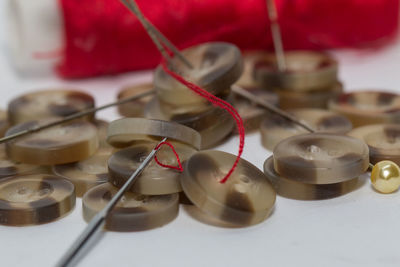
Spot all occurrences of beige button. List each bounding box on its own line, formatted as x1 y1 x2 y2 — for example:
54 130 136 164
117 83 154 117
181 150 276 227
254 51 338 91
108 142 195 195
154 42 243 105
82 183 179 232
8 89 95 125
6 119 99 165
329 90 400 127
273 133 369 184
264 156 360 200
0 174 75 226
107 118 201 150
261 108 352 151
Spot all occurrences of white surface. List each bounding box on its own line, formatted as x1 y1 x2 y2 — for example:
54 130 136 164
6 0 63 73
2 4 400 267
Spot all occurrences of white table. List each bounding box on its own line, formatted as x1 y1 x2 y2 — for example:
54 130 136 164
2 4 400 267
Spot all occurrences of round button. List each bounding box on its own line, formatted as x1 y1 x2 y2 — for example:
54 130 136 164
181 150 276 226
329 91 400 127
144 98 234 149
263 156 360 200
6 119 99 165
108 142 195 195
8 89 95 125
261 108 352 151
236 51 271 88
349 124 400 165
0 144 45 180
53 150 110 197
154 42 243 105
254 51 338 91
273 133 369 184
0 174 75 226
0 110 9 137
107 118 201 150
117 83 154 117
276 82 343 110
82 183 179 232
93 119 113 151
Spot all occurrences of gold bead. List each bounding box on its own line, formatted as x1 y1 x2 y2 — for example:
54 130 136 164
371 160 400 193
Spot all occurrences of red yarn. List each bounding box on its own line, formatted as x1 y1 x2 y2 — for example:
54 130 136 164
154 141 184 172
161 60 245 184
57 0 399 78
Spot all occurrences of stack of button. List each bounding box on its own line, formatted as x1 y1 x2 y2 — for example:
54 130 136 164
82 117 200 231
0 82 279 230
260 108 352 151
264 133 369 200
145 42 243 149
249 51 342 109
0 89 109 225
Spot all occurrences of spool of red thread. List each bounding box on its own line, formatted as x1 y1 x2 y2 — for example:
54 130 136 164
5 0 399 78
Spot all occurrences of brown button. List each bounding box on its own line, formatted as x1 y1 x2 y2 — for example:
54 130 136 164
273 133 369 184
108 142 195 195
82 183 179 232
264 156 360 200
0 174 75 226
0 144 46 180
117 83 154 117
349 124 400 165
0 110 9 137
154 42 243 105
261 108 352 151
276 82 343 110
107 118 201 150
8 89 95 125
181 150 276 227
329 91 400 127
6 119 99 165
53 150 110 197
254 51 338 91
144 97 234 149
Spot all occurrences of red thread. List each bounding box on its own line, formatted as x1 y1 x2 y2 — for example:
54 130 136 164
58 0 399 78
154 141 184 172
161 60 245 184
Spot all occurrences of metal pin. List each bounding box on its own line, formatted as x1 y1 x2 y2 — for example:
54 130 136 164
0 89 155 144
121 0 194 69
231 85 315 132
265 0 287 72
56 137 167 267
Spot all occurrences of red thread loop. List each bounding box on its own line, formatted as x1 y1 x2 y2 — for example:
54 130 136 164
154 141 183 172
161 60 245 184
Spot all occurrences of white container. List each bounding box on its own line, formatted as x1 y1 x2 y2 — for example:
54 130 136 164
6 0 64 74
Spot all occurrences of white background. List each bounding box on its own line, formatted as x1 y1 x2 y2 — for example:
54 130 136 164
2 2 400 267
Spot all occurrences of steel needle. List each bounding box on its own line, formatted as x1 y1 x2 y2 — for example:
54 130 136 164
0 89 155 144
56 137 167 267
266 0 287 72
